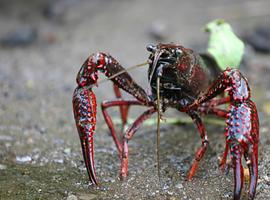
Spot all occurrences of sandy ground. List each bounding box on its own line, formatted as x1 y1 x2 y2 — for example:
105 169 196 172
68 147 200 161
0 0 270 199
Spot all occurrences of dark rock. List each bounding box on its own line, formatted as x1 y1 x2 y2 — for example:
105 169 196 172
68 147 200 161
0 26 37 47
149 20 168 41
43 1 66 22
244 26 270 53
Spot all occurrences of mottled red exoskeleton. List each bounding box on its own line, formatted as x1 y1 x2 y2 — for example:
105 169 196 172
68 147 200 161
73 44 259 200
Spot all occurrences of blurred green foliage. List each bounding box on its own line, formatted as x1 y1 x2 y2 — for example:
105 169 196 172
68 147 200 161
205 19 244 70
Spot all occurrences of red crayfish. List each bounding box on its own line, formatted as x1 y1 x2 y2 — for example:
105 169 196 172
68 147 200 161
73 43 259 200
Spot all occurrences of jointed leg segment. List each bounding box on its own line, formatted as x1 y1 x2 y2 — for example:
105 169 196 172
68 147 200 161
101 99 147 156
120 107 156 178
186 111 209 180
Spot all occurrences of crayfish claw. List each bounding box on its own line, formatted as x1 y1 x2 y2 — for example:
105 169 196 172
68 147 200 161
232 146 244 200
73 88 98 185
81 135 98 185
247 145 258 200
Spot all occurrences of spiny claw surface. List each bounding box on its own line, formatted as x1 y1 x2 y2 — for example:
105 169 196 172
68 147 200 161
73 87 98 185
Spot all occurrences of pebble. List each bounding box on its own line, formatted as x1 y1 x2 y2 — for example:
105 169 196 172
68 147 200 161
64 148 71 155
0 135 13 141
0 26 37 47
245 26 270 53
163 184 170 190
263 175 270 182
66 194 78 200
27 137 34 144
34 125 46 134
149 20 168 40
78 193 97 200
53 158 64 164
0 164 7 170
175 183 183 189
167 191 174 195
16 155 32 163
43 0 69 22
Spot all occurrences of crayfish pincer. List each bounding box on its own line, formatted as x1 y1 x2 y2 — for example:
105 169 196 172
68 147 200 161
72 43 259 200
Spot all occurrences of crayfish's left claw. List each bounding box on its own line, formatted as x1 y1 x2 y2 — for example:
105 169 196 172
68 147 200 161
224 99 259 200
231 146 244 200
246 144 259 200
73 87 98 185
230 144 258 200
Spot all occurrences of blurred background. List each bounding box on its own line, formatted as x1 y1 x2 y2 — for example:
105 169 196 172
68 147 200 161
0 0 270 199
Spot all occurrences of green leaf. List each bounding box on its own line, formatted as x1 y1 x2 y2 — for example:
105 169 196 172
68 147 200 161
205 19 244 70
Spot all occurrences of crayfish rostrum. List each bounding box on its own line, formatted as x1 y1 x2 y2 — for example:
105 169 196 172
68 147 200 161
73 43 259 200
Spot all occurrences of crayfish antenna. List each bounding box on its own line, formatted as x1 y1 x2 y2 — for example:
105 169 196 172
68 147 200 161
97 61 149 85
156 76 161 182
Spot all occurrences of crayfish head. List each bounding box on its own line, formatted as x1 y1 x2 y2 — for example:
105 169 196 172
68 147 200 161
146 43 184 83
146 43 183 65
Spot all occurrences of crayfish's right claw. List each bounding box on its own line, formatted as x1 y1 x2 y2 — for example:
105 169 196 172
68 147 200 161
73 87 98 185
80 133 98 185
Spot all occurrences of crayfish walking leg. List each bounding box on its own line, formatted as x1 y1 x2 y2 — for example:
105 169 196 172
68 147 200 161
113 85 130 134
101 99 146 156
185 111 209 180
120 107 156 178
73 52 150 185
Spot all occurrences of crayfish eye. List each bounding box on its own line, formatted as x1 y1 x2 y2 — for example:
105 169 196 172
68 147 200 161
174 48 182 57
146 44 157 53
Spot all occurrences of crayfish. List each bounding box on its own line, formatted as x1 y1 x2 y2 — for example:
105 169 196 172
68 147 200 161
73 43 259 200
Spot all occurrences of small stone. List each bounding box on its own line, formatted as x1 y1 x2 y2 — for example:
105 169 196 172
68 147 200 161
78 193 97 200
26 80 35 89
0 135 13 141
245 26 270 53
53 158 64 164
64 148 71 155
0 164 7 170
149 20 168 40
16 155 32 163
163 184 169 190
263 175 270 182
175 183 183 189
0 26 37 47
27 137 34 144
66 194 78 200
